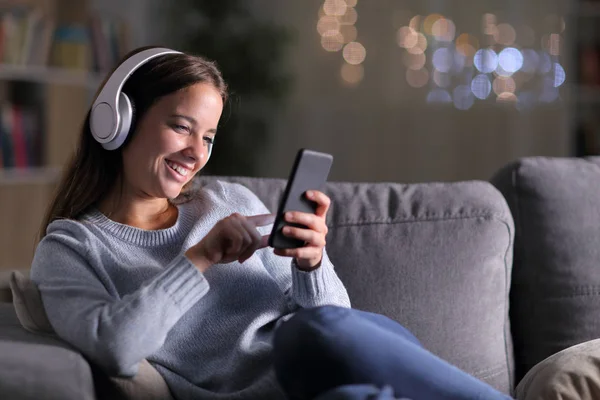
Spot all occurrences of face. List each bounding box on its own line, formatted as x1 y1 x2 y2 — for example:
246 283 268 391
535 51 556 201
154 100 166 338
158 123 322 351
121 82 224 200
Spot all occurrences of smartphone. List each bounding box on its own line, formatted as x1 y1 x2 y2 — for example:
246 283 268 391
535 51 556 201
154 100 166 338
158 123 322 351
269 149 334 249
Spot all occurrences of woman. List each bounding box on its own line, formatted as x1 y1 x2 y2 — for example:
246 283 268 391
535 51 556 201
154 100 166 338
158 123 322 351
31 47 512 400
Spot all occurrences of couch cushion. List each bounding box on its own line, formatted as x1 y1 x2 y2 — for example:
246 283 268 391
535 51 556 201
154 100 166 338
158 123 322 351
0 303 95 400
197 176 515 394
491 156 600 384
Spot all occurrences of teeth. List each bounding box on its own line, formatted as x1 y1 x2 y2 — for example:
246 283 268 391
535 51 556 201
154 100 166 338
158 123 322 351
166 160 189 176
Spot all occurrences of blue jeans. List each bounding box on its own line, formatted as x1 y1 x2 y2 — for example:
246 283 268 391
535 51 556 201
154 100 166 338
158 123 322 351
273 306 513 400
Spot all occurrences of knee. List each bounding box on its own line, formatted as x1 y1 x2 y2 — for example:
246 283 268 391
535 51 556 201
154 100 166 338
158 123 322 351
275 306 349 344
273 306 350 365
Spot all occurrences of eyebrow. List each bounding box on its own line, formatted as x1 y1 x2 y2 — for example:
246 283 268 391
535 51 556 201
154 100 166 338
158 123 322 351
170 114 217 134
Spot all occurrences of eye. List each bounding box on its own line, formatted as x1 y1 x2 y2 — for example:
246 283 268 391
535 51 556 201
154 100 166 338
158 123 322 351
171 124 191 134
204 136 215 145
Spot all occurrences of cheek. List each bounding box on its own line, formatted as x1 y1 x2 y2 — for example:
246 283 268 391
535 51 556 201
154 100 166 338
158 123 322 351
157 129 185 154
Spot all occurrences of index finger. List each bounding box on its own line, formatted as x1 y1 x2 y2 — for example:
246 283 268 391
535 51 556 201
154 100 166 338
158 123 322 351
246 213 276 227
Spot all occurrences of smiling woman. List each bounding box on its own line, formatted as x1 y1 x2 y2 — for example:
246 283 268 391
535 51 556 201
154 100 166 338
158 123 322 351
39 46 228 235
27 46 514 400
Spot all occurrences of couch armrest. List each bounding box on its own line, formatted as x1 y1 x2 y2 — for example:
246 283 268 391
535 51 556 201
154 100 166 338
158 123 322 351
0 303 95 400
0 340 95 400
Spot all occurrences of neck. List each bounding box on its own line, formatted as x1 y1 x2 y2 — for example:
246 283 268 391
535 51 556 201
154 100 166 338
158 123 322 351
98 190 178 231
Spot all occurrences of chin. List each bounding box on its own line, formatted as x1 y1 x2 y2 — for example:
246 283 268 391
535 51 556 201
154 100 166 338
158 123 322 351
159 183 185 200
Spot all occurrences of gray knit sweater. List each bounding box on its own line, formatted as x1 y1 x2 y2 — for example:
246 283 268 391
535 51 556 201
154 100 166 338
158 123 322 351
30 180 351 400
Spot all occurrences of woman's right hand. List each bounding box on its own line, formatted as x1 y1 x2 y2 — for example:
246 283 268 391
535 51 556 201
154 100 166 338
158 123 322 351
185 213 274 272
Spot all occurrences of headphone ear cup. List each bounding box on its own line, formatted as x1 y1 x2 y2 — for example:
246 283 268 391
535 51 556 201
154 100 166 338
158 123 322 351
102 92 133 150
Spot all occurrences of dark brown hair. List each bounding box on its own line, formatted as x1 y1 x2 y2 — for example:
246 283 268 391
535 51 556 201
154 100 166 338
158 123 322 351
39 46 228 241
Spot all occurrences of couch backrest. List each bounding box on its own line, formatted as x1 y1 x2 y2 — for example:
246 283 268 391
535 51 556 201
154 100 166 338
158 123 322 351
491 156 600 385
197 176 515 394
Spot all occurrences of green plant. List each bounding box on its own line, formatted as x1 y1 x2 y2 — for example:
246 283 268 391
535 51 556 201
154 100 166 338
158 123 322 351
164 0 294 176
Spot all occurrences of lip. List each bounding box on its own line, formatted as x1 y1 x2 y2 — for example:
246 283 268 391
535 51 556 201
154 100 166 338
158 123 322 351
165 160 189 182
165 159 194 172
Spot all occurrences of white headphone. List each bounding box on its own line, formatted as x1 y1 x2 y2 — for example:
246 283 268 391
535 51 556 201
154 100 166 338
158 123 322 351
90 47 214 163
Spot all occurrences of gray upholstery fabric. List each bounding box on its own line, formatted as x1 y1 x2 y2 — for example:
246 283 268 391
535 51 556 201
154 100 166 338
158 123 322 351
491 156 600 384
0 303 95 400
196 176 515 394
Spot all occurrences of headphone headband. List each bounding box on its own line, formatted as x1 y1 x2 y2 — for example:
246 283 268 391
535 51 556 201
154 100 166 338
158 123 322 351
90 47 182 149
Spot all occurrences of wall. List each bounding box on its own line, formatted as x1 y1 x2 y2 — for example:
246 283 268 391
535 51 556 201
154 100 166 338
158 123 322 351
141 0 573 183
252 0 573 183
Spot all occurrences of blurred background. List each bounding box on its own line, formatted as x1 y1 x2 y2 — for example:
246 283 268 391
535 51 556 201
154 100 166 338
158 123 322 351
0 0 592 269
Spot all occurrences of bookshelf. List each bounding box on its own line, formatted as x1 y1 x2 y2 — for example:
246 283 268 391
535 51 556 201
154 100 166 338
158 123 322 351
0 0 131 269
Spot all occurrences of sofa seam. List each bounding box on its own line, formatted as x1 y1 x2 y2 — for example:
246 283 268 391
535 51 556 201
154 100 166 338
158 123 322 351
510 163 525 392
497 209 515 395
329 212 511 228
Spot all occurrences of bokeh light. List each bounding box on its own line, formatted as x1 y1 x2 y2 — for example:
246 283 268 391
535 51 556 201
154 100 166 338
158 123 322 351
340 25 358 43
494 23 517 46
403 52 426 70
432 18 456 42
542 34 562 56
482 13 497 35
423 13 444 35
343 41 366 64
427 88 452 103
553 63 566 87
433 69 451 88
397 26 418 48
321 31 344 52
432 48 453 73
453 85 475 110
339 7 358 25
317 16 340 36
471 74 492 99
452 51 468 72
498 47 524 74
409 15 422 31
521 49 539 74
407 33 428 54
538 51 552 74
474 49 498 73
406 68 429 88
323 0 347 16
497 92 518 103
341 63 364 85
493 76 516 95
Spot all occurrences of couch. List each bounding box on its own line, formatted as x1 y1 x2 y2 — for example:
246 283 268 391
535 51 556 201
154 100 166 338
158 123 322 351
0 156 598 399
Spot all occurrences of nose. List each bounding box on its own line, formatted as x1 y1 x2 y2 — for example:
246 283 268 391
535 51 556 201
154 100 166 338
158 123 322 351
182 135 209 163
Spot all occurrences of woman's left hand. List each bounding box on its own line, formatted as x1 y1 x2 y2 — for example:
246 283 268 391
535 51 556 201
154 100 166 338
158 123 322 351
273 190 330 270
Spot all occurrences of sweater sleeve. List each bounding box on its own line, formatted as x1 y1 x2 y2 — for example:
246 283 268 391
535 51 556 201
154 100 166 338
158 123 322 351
222 181 351 310
30 229 209 377
289 248 351 309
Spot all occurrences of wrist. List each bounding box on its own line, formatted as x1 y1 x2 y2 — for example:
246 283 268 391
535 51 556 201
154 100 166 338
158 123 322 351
185 246 212 273
294 258 321 272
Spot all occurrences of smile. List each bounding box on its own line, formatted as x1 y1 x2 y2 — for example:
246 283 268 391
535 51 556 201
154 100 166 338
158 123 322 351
165 160 190 177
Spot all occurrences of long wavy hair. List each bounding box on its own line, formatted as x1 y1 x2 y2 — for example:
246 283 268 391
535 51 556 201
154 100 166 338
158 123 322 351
39 46 228 241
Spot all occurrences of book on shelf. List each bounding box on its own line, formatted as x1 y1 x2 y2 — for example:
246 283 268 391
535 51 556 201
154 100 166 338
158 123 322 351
0 5 131 74
0 101 42 169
